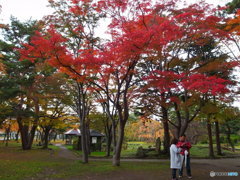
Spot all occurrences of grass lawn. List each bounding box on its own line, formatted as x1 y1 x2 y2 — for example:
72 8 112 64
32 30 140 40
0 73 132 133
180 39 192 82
190 144 240 158
0 142 62 180
0 141 169 180
1 141 239 180
66 141 150 158
50 161 169 179
66 141 240 159
235 144 240 149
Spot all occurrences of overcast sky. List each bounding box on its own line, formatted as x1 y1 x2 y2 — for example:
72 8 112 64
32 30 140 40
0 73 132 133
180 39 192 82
0 0 232 24
0 0 51 23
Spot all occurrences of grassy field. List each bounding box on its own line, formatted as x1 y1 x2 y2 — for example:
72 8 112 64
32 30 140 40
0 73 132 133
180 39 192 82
0 142 61 180
0 141 169 180
1 141 239 180
66 141 240 159
190 144 240 158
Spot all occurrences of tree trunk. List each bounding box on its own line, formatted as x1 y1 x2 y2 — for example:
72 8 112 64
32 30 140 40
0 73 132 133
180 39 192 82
103 101 118 156
155 137 161 154
80 121 88 163
106 126 112 157
179 122 189 138
112 122 125 166
15 99 31 150
76 82 89 163
20 130 30 149
54 133 57 142
27 125 37 148
111 120 117 155
207 117 214 158
106 135 112 157
15 130 20 142
43 127 51 149
18 97 39 150
38 131 42 142
19 96 40 150
79 118 88 163
18 118 37 150
35 131 39 142
40 131 44 145
226 124 235 152
77 136 81 150
161 106 170 155
86 124 91 155
192 135 199 145
215 121 222 155
5 127 10 147
174 102 182 138
17 115 30 150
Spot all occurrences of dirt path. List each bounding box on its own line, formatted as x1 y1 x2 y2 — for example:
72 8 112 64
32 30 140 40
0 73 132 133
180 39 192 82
90 154 240 172
191 158 240 171
54 143 80 160
75 160 240 180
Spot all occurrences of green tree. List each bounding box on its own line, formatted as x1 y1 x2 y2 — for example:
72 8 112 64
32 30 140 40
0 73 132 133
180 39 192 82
37 72 72 149
218 106 240 152
0 18 41 150
227 0 240 13
43 0 104 163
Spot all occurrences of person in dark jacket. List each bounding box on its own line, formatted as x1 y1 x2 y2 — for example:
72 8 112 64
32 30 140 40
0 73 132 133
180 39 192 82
177 134 192 179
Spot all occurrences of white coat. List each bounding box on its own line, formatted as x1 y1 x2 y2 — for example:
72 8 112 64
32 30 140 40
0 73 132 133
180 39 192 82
170 144 182 169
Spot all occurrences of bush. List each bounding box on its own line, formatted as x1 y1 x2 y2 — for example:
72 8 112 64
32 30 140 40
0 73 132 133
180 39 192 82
122 141 128 150
220 136 225 143
199 140 208 144
198 135 208 144
231 135 240 144
72 137 80 150
101 142 106 152
136 146 146 158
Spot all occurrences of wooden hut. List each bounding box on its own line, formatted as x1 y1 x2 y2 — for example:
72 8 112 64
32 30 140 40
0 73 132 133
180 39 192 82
64 128 81 145
64 129 105 151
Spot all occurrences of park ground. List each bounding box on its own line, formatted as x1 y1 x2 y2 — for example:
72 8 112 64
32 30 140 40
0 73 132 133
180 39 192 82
0 142 240 180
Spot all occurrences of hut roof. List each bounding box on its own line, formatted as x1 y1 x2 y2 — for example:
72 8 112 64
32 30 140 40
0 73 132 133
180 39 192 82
89 129 105 137
64 129 105 137
64 129 81 135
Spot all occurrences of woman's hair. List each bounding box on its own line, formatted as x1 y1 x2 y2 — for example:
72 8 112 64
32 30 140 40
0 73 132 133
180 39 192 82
171 138 179 145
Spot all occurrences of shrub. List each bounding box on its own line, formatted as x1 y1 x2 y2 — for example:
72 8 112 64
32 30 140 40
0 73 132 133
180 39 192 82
136 146 146 158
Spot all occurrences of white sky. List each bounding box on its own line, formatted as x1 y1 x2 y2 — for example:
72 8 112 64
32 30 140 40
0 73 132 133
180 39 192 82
0 0 232 39
0 0 52 23
0 0 232 24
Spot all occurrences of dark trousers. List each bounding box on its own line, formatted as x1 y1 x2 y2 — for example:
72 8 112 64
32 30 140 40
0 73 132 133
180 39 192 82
179 155 191 176
172 168 177 179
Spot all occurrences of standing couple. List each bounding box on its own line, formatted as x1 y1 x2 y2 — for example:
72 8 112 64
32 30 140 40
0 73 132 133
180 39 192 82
170 134 192 180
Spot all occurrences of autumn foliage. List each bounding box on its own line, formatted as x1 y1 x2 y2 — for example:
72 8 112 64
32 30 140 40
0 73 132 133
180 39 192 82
226 9 240 35
15 0 240 164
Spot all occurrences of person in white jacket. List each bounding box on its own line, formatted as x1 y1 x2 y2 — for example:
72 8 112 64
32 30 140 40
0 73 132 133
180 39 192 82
170 138 182 180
